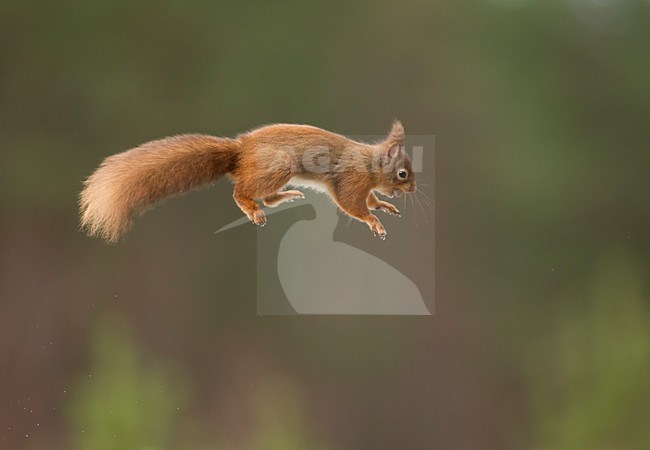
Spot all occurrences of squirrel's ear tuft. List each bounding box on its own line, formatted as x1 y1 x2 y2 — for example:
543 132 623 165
388 119 405 144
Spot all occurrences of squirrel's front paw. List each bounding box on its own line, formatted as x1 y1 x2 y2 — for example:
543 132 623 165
369 219 387 240
375 201 400 217
248 210 267 227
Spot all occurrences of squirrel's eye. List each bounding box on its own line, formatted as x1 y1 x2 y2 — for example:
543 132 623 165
397 169 408 180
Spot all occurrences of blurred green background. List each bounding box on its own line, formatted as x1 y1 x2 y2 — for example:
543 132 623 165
1 0 649 448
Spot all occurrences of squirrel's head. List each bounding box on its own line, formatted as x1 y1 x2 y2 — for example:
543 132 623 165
376 120 416 198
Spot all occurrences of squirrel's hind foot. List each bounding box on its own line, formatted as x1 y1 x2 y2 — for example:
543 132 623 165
248 209 267 227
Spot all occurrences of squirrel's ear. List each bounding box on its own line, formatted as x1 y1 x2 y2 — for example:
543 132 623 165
387 119 405 145
386 143 402 164
385 120 404 165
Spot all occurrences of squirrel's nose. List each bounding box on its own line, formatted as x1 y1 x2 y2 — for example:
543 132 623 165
409 182 417 192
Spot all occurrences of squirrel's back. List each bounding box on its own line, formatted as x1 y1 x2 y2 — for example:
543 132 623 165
241 123 349 150
80 134 239 243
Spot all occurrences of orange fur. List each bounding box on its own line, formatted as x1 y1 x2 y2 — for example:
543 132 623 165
79 121 416 242
80 134 238 242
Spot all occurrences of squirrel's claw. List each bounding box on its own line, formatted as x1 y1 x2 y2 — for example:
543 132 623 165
369 220 387 240
250 210 267 227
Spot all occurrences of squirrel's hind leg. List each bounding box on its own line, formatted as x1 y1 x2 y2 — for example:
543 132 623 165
262 190 305 207
233 188 267 226
232 172 294 226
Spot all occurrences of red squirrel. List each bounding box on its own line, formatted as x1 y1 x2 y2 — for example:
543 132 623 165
80 120 416 242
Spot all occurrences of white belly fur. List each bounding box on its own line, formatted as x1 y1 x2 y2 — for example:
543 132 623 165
287 177 329 193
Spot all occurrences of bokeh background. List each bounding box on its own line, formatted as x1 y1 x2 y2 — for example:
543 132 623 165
1 1 649 448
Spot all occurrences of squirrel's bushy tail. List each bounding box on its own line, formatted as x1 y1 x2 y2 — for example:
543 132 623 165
80 134 239 243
